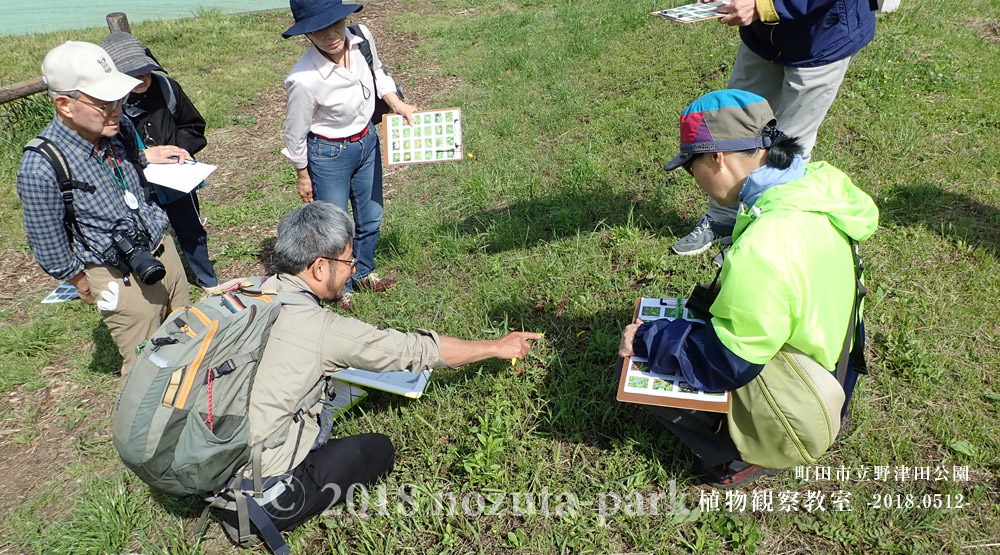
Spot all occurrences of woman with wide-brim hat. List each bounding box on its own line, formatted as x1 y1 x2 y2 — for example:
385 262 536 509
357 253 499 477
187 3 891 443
281 0 416 311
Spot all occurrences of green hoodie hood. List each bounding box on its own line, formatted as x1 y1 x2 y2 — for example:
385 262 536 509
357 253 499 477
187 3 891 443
733 161 879 244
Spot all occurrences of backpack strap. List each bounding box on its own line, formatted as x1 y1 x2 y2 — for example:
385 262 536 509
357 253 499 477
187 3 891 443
211 463 293 554
348 24 404 125
242 493 291 555
152 72 178 119
349 25 376 75
23 137 98 250
835 241 867 385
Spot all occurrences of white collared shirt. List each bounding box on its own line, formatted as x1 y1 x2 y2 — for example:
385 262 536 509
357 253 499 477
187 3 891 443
282 24 397 169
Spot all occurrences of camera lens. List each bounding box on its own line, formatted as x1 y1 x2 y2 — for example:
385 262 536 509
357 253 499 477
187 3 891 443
131 251 166 285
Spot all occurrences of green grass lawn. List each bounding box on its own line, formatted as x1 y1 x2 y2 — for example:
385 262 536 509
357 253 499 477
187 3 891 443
0 0 998 553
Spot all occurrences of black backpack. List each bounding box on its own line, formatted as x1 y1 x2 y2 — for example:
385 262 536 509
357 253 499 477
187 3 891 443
349 24 405 126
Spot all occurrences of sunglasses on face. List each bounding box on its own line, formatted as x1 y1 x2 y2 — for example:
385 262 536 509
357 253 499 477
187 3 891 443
682 154 701 175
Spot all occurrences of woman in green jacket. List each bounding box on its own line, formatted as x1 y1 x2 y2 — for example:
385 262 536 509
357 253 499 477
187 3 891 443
619 89 878 488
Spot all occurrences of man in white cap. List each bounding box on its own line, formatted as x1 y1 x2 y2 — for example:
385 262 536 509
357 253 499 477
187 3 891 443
16 41 191 376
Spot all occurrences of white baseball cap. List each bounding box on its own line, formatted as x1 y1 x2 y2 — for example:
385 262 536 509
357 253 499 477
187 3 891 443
42 41 140 101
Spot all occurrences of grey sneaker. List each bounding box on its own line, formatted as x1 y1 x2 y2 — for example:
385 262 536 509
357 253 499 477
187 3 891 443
672 215 730 255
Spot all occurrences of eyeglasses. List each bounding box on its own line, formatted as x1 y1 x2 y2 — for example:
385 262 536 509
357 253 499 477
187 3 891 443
74 96 125 117
314 255 357 269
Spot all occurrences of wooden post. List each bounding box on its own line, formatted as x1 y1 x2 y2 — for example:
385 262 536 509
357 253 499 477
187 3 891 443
0 12 131 106
106 12 131 34
0 77 46 105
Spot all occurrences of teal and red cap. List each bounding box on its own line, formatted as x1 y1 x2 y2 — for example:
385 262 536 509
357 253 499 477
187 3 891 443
663 89 777 171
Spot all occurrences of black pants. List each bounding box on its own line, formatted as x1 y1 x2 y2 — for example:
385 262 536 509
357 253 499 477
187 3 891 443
646 405 739 468
221 433 395 533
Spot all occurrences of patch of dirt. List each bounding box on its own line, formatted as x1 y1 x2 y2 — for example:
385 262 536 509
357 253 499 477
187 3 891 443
0 251 55 324
965 17 1000 42
0 373 114 517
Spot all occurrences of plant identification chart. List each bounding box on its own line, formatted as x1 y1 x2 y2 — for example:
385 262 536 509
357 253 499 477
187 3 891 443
41 281 79 304
382 108 462 166
651 1 726 22
617 297 731 413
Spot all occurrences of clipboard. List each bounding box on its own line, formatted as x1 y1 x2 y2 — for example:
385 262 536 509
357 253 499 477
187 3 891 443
651 1 727 23
381 108 463 166
616 296 731 413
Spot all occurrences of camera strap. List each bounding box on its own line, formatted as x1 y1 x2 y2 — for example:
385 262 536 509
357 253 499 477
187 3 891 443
685 263 723 322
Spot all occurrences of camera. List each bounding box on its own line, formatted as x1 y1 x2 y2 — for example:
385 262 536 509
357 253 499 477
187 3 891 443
103 224 166 285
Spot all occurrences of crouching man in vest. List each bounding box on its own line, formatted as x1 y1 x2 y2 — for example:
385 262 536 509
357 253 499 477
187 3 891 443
217 201 539 541
618 90 878 489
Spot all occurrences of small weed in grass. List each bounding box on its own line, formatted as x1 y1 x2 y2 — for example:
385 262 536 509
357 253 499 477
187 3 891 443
0 353 47 393
0 320 63 357
218 239 263 263
19 472 153 554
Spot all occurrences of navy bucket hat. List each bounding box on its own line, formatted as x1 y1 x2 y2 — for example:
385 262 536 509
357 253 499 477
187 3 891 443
282 0 363 38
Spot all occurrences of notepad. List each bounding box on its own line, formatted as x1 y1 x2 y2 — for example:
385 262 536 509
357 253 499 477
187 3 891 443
143 161 217 193
333 368 432 399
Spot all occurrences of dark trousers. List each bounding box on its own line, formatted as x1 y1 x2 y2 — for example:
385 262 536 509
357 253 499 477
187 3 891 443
161 191 217 287
221 433 395 533
647 405 739 468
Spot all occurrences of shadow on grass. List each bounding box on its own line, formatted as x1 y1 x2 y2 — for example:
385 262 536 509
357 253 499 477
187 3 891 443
445 189 692 254
879 182 1000 258
150 490 207 518
258 236 277 273
88 322 122 376
375 228 408 266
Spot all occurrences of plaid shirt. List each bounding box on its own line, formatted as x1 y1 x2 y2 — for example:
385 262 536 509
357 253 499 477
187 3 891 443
17 116 169 281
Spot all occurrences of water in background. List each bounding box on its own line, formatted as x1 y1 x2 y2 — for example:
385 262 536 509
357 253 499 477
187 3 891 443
0 0 289 36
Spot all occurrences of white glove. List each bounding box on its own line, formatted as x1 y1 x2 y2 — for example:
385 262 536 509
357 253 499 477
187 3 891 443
96 281 120 312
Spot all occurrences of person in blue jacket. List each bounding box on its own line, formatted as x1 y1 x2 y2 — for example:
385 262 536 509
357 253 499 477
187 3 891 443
670 0 878 259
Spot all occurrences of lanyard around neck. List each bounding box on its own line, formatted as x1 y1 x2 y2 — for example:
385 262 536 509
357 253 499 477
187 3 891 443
98 142 129 192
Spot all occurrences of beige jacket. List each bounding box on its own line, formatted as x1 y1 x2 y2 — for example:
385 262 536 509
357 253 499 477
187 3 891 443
245 274 447 477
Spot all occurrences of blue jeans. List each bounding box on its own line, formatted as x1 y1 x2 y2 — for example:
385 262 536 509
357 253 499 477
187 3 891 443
306 123 383 293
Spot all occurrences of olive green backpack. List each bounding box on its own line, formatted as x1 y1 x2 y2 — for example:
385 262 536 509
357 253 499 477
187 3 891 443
112 278 315 555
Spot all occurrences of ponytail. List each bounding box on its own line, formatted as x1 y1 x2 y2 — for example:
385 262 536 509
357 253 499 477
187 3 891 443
761 124 803 169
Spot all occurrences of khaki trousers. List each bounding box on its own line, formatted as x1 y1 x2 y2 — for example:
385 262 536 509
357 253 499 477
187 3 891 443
707 44 856 229
85 237 189 375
